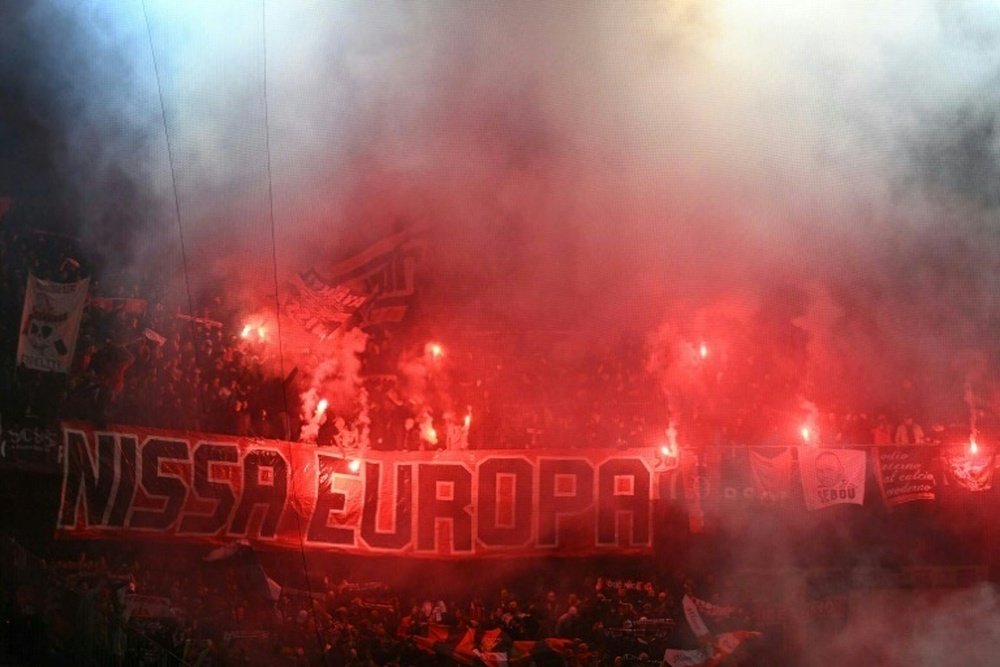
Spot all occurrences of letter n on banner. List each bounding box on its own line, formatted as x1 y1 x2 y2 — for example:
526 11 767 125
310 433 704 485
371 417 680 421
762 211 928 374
58 430 116 529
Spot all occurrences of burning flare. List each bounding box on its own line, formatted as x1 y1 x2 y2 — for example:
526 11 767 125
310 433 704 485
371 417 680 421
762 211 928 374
348 459 361 473
800 425 812 443
698 342 709 360
239 320 269 342
316 398 329 417
660 422 679 459
418 410 438 445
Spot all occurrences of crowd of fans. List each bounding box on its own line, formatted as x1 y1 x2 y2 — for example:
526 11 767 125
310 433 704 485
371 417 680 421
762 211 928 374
1 207 303 440
2 205 989 456
2 536 769 666
0 206 671 451
358 328 666 452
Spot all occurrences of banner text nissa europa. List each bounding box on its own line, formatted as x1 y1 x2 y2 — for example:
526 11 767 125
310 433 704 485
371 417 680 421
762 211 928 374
56 424 658 557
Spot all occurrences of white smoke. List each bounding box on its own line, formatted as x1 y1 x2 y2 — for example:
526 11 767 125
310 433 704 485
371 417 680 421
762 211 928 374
396 341 452 433
802 584 1000 667
7 1 997 415
298 327 368 444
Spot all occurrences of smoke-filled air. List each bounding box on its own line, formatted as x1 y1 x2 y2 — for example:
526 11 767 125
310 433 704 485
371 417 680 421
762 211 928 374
8 1 1000 427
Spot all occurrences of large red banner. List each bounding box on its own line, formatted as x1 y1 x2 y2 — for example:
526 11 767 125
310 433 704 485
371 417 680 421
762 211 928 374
55 423 664 558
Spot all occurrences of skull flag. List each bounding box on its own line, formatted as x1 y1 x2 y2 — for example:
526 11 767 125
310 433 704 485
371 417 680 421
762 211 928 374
17 274 90 373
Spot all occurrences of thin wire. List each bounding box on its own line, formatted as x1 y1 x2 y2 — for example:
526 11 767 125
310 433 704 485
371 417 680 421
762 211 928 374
143 2 322 655
260 1 327 658
140 0 205 423
139 6 238 659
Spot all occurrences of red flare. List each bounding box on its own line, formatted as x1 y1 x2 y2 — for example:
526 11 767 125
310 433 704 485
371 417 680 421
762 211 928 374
419 415 438 445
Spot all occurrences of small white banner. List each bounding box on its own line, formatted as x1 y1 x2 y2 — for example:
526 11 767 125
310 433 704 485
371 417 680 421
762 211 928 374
17 274 90 373
799 447 866 511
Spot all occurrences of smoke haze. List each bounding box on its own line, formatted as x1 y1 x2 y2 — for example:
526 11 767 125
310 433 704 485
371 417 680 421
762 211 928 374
3 0 1000 415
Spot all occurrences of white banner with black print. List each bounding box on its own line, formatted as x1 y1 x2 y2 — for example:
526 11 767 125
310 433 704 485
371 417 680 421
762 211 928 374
16 274 89 373
799 447 866 511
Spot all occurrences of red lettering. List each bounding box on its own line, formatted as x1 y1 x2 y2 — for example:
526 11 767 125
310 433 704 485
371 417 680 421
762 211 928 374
537 460 594 548
417 464 472 553
106 435 137 528
360 462 412 550
230 450 287 539
477 458 533 548
597 459 651 547
179 443 238 535
307 453 358 545
58 430 115 529
130 438 189 531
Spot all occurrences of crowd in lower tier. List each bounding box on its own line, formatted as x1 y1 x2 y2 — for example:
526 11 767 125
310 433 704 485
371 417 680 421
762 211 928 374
2 538 774 666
